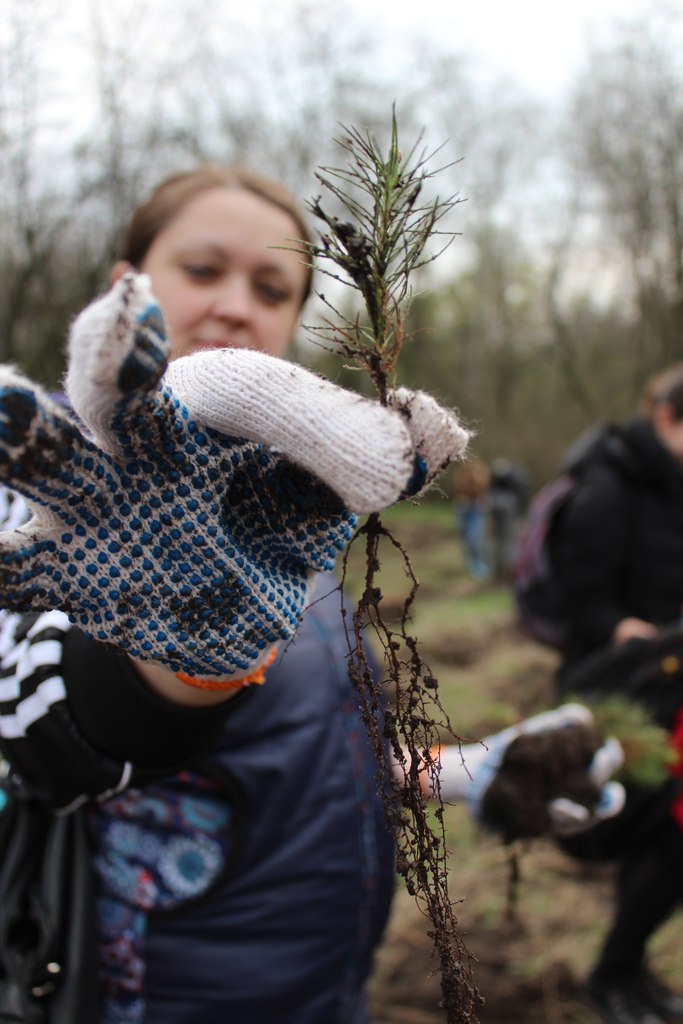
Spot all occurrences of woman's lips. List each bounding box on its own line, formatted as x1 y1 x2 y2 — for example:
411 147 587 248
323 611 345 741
191 339 234 352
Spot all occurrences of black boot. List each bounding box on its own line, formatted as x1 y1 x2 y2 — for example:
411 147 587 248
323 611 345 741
636 969 683 1021
584 973 667 1024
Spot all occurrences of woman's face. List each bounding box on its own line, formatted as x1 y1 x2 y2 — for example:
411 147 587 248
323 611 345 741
654 402 683 464
126 188 308 360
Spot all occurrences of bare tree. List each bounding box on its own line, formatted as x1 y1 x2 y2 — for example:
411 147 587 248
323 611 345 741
568 6 683 369
0 0 82 374
162 0 424 196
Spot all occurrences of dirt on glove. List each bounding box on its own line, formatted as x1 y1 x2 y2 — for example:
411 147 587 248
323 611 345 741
481 723 604 842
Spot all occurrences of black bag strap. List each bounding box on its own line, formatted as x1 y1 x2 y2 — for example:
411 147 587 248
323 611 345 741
0 774 100 1023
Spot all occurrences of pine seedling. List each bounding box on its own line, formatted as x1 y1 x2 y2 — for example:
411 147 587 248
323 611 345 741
587 695 678 789
299 113 481 1022
304 112 461 402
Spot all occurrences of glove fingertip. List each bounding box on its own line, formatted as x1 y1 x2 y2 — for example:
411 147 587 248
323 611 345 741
400 453 428 498
595 781 626 819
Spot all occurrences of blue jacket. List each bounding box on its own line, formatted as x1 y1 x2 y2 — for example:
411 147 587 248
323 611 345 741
0 571 395 1024
143 576 394 1024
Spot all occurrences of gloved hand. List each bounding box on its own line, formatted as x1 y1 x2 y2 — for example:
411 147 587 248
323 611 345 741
423 704 626 841
0 273 470 681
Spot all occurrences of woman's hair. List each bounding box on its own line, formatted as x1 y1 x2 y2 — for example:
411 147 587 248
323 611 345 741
640 363 683 421
118 164 314 304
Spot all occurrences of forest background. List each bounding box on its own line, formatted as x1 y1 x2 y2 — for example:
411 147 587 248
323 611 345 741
3 0 683 487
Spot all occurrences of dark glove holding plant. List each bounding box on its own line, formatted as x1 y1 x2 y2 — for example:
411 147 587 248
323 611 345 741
416 704 626 842
475 704 626 840
0 273 470 682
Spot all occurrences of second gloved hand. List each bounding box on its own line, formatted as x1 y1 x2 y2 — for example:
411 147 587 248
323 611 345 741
409 704 626 841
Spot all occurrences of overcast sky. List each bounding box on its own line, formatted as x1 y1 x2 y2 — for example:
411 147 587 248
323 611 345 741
354 0 655 96
44 0 660 114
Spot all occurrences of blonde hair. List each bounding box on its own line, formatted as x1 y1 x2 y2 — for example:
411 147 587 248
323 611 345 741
118 164 314 305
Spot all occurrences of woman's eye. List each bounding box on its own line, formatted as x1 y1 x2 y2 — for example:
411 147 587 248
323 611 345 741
258 282 290 305
183 264 218 281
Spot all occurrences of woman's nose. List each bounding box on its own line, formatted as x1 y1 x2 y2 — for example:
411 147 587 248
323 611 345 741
210 277 252 322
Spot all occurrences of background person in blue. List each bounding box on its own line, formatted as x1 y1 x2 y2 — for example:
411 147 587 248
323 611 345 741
450 456 491 581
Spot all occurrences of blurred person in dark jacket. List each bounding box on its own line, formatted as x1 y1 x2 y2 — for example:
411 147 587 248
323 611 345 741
551 363 683 1024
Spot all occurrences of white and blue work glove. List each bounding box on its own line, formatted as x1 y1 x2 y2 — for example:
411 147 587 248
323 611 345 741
0 273 470 682
428 704 626 840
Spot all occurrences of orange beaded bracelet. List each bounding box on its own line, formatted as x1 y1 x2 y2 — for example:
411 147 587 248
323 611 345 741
175 647 279 692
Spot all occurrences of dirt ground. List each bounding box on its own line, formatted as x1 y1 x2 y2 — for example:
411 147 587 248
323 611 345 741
368 844 611 1024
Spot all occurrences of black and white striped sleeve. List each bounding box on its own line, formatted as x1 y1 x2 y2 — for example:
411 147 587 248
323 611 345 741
0 610 243 812
0 610 133 811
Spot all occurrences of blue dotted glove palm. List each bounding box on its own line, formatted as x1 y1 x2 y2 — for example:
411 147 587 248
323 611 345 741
0 274 470 680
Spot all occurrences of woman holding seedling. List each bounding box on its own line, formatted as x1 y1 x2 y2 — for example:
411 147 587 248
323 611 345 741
0 163 624 1024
